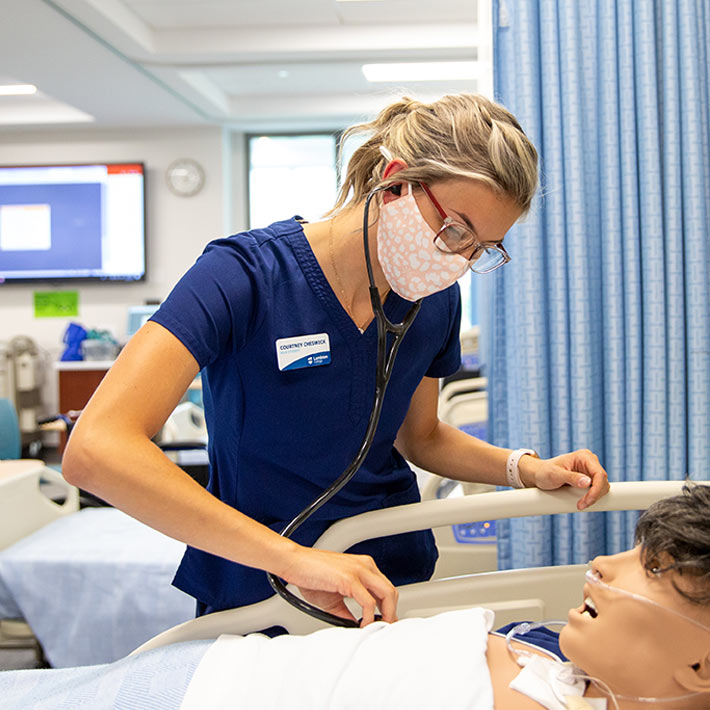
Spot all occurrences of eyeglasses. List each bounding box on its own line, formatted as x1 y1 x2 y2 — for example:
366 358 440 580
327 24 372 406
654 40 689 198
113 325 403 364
418 182 511 274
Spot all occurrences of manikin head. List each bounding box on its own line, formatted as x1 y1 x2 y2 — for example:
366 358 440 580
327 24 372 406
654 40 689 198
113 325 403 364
559 484 710 708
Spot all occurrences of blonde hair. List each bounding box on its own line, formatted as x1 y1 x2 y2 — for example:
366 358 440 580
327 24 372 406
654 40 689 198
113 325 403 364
329 93 538 217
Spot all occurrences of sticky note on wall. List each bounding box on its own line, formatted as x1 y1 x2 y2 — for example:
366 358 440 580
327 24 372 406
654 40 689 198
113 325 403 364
34 290 79 318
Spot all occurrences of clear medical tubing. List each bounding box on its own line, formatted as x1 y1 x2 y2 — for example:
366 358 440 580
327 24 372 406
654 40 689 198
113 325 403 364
267 186 422 628
582 568 709 704
584 568 710 634
505 571 710 708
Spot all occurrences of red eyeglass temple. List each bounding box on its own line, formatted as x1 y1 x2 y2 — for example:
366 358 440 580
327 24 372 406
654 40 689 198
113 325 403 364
418 182 449 221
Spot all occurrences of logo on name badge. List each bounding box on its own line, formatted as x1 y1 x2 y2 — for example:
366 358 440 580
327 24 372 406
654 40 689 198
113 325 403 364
275 333 331 371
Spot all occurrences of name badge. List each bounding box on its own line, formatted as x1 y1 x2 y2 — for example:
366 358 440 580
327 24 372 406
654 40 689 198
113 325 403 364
276 333 331 371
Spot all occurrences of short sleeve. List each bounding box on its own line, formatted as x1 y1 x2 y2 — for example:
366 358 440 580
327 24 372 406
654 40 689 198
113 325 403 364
149 236 264 369
425 284 462 378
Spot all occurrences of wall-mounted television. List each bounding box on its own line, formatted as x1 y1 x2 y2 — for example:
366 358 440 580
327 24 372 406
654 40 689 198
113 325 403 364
0 162 146 283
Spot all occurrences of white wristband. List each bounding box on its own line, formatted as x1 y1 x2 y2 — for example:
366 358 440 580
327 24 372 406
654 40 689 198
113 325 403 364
506 449 538 489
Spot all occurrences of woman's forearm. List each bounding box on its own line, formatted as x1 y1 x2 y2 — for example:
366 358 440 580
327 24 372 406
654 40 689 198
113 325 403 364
398 420 539 487
62 427 300 577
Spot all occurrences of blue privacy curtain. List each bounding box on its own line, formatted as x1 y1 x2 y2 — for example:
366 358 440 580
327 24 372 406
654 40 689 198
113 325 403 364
480 0 710 568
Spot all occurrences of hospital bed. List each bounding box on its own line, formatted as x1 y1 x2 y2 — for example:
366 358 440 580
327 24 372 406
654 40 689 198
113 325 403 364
0 479 697 710
0 459 194 667
0 459 77 656
0 479 700 710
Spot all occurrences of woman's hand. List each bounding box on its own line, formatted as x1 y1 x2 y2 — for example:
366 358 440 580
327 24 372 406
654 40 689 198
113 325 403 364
519 449 610 510
277 547 398 627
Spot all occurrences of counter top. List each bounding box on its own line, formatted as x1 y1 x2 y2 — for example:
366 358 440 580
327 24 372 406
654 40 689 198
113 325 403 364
54 360 116 371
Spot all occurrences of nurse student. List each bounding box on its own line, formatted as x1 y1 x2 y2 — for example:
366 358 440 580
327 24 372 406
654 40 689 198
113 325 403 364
63 93 610 627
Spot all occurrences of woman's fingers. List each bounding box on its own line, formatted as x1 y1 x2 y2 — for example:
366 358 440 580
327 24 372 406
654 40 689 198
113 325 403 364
349 580 378 626
577 467 610 509
281 548 399 626
564 449 610 509
358 566 399 623
533 449 610 510
373 580 399 623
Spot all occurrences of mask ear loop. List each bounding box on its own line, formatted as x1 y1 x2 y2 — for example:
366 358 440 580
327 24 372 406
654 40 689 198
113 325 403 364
379 145 393 161
377 146 405 196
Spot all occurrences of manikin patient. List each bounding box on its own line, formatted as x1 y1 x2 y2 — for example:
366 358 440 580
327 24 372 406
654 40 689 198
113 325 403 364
181 484 710 710
488 482 710 709
1 485 708 710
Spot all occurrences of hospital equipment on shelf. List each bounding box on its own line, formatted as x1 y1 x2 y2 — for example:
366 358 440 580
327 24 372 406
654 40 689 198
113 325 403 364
133 479 697 653
126 304 160 338
0 337 46 450
0 397 21 460
157 401 209 486
158 401 207 450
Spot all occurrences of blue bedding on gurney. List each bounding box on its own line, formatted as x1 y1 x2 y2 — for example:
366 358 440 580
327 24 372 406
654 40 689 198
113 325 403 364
0 507 194 667
0 639 210 709
0 573 21 618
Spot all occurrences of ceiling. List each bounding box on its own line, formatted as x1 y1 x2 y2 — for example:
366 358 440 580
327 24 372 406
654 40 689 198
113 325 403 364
0 0 487 132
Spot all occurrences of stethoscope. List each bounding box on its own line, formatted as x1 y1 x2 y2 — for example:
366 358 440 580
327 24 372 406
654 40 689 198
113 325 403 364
267 185 422 627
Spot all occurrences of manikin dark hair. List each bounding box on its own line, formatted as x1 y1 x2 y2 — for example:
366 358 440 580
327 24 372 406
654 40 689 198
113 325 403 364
635 483 710 605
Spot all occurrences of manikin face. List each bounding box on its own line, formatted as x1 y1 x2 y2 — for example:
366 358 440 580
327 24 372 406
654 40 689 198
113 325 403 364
559 546 710 702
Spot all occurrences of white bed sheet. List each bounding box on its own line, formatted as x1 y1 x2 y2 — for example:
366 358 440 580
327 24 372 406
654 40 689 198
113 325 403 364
1 611 495 710
0 507 195 667
182 608 496 710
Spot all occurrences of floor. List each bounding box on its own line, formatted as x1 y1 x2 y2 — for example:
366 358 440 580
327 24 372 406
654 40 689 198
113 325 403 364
0 646 44 671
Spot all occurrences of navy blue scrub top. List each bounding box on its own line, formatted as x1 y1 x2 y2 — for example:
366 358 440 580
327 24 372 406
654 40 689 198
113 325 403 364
150 218 462 611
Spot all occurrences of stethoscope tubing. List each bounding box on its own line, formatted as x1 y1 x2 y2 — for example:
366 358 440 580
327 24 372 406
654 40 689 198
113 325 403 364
267 187 421 627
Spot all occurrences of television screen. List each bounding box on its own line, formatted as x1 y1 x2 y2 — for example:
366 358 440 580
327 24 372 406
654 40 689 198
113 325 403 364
0 162 146 283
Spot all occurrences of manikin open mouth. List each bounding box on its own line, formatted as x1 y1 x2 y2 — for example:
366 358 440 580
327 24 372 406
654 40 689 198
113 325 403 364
582 596 598 618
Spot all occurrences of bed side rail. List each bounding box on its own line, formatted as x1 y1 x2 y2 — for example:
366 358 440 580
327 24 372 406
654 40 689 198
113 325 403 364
131 480 703 653
0 460 79 550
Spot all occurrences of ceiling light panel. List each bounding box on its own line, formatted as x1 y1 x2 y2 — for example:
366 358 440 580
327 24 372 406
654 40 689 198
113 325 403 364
124 0 474 28
362 61 478 82
0 84 37 96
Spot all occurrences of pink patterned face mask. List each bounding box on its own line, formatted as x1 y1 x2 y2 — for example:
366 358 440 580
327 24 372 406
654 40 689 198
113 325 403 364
376 186 470 301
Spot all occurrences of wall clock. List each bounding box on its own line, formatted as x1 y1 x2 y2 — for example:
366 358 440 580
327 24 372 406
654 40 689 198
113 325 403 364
165 158 205 197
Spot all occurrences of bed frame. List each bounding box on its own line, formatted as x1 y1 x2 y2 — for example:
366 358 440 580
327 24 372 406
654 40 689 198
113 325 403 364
133 479 699 653
0 459 78 551
0 460 78 651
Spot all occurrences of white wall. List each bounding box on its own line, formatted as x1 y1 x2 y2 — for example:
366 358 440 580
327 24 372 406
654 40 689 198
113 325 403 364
0 125 242 414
